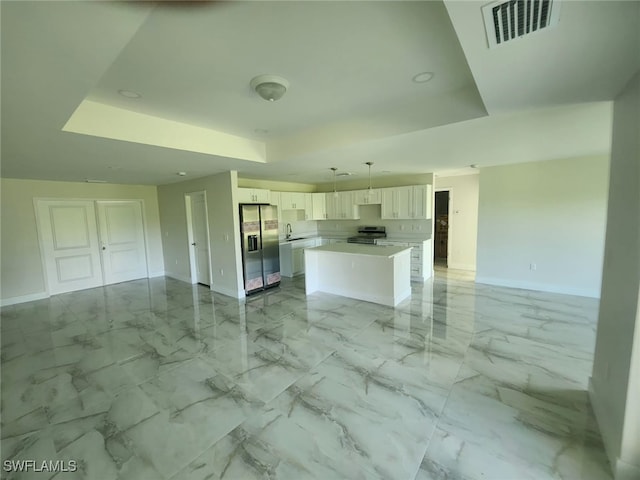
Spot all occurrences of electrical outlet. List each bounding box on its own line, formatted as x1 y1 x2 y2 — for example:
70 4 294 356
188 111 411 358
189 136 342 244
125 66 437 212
220 268 224 276
224 233 229 242
529 263 537 271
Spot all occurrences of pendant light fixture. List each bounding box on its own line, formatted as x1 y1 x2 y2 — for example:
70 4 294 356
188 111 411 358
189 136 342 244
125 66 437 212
365 161 374 197
331 167 339 198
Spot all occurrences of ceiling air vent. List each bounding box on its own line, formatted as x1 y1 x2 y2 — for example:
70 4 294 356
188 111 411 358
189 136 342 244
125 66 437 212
482 0 561 48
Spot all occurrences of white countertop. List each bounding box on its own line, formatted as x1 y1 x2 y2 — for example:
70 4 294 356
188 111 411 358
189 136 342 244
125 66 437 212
306 243 411 258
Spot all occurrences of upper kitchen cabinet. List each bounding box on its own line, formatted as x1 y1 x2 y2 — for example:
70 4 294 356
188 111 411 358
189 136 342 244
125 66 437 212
309 193 326 220
381 185 432 219
270 191 281 207
237 188 270 204
381 186 411 219
326 191 359 220
354 188 381 205
280 191 305 210
412 184 432 220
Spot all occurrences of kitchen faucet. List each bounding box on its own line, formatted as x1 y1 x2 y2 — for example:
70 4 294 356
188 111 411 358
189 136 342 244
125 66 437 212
286 223 292 239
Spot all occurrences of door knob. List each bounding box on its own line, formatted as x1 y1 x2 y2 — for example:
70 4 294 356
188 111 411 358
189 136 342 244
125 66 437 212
191 242 196 246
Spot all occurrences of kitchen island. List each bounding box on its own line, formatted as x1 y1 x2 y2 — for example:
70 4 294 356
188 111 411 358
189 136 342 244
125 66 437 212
304 243 412 307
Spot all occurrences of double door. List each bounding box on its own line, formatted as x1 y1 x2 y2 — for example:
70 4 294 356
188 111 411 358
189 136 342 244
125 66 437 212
37 200 148 295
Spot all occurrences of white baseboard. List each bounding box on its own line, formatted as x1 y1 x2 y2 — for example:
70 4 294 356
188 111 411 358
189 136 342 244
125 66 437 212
148 270 166 278
0 291 50 307
614 459 640 480
165 272 194 284
212 284 245 299
447 262 476 271
475 275 600 298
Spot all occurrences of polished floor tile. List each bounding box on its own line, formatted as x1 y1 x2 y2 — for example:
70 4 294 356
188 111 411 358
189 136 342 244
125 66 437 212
1 270 611 479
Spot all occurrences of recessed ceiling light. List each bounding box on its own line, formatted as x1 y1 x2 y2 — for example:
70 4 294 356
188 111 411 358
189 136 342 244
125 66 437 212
118 89 141 99
254 128 269 134
412 72 434 83
177 171 187 176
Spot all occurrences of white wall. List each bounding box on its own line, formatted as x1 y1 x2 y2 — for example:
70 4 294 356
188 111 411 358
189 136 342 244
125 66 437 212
434 173 479 271
590 71 640 480
157 171 244 299
476 155 609 298
0 178 165 304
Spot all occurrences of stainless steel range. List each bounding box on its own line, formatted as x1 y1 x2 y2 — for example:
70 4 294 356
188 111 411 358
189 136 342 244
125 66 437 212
347 226 386 244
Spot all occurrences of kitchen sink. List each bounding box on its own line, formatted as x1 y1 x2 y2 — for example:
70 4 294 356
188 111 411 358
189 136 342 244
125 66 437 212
286 237 306 242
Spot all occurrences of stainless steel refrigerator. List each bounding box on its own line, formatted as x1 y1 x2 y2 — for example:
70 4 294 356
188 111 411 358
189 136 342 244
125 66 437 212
239 204 281 294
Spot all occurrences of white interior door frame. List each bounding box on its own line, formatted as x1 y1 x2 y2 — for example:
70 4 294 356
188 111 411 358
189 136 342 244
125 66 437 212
185 191 213 286
434 187 452 267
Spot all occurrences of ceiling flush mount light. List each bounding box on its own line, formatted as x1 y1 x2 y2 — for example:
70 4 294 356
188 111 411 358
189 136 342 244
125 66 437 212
118 89 141 99
177 171 187 176
470 164 479 169
250 74 289 102
412 71 434 83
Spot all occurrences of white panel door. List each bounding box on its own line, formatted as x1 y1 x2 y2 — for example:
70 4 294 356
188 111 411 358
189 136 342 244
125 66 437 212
37 200 104 295
96 201 148 285
191 194 211 286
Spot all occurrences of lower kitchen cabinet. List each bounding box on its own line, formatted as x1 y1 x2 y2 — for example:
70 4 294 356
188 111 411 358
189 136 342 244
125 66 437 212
376 239 432 282
279 238 320 277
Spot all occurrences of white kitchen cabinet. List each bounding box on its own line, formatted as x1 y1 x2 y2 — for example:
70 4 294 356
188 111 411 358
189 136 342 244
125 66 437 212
325 191 359 220
303 193 314 220
325 192 338 220
269 192 285 237
340 191 359 219
311 193 327 220
376 238 432 282
412 184 432 220
354 188 381 205
279 238 319 277
280 191 305 210
381 185 432 219
381 187 411 219
237 188 270 204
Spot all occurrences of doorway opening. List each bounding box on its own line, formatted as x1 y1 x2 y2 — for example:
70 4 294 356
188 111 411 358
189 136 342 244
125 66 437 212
185 191 212 287
434 190 450 267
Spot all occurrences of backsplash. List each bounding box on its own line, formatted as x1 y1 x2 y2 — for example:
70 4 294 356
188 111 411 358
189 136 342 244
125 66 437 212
280 210 319 239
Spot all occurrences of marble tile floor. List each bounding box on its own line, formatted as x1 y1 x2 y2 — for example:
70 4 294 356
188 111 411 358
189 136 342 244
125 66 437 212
1 270 611 480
